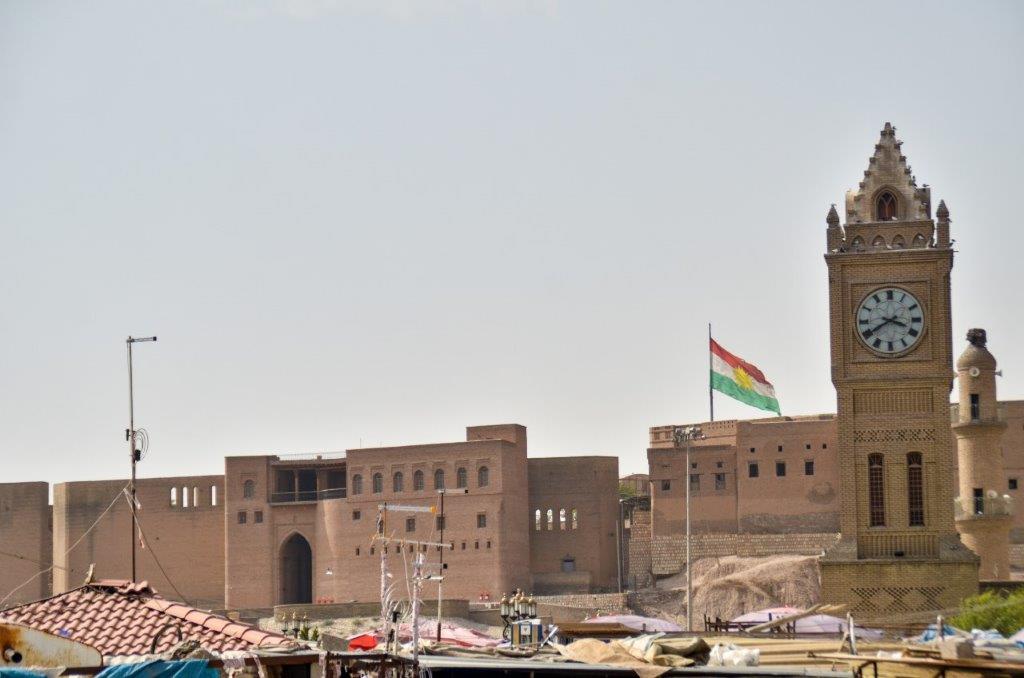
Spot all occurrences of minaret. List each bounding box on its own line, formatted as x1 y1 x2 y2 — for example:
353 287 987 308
954 328 1012 580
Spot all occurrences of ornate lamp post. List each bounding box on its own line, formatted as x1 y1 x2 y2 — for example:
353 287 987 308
498 589 537 641
673 424 705 632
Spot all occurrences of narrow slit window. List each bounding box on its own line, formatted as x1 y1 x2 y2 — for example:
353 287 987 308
868 454 885 527
907 453 924 526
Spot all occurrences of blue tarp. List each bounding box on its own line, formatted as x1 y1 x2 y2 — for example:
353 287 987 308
914 623 965 642
97 660 218 678
0 670 52 678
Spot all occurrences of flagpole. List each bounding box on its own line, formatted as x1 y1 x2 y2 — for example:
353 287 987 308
708 323 714 422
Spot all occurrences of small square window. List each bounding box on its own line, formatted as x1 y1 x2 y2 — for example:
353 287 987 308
254 510 263 524
406 517 416 532
661 479 671 492
749 447 756 453
477 513 487 528
486 540 491 549
352 510 361 520
822 443 828 449
777 445 783 452
716 461 723 468
1010 478 1018 491
690 462 697 469
237 511 247 525
748 462 759 478
805 443 811 450
776 461 786 477
804 460 814 476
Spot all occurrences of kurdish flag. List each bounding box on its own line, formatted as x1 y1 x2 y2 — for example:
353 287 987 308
710 338 781 415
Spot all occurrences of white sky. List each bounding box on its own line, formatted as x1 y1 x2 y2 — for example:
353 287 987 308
1 0 1022 482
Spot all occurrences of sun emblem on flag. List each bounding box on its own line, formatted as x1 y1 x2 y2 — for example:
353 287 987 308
733 365 754 391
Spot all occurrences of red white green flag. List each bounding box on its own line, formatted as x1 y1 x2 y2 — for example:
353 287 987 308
710 338 781 415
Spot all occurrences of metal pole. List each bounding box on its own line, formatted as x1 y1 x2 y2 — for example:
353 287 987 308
127 338 136 582
437 490 444 641
708 323 714 422
686 436 692 632
615 500 623 593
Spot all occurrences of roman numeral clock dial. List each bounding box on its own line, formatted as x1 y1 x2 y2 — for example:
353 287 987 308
856 287 925 356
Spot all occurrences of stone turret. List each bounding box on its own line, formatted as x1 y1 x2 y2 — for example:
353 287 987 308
953 328 1011 580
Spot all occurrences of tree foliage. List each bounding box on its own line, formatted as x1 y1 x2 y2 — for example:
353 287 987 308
951 589 1024 636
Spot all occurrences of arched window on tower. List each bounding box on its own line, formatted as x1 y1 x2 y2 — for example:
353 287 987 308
868 454 885 527
434 469 445 490
850 236 865 252
912 233 927 247
352 474 363 495
534 509 542 531
871 235 886 248
393 471 404 493
876 191 897 220
907 452 924 526
170 487 177 507
413 470 424 491
546 509 554 530
891 234 905 249
478 466 489 487
559 508 567 530
456 467 468 489
243 480 255 499
372 473 383 494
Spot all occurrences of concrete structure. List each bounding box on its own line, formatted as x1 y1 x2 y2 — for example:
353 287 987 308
223 424 619 609
637 399 1024 580
953 329 1012 581
52 476 225 609
0 483 51 606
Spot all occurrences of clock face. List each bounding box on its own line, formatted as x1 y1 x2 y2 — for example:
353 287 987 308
856 287 925 355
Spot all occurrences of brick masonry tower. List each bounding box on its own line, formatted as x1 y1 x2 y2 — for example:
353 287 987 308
818 123 978 621
953 328 1012 581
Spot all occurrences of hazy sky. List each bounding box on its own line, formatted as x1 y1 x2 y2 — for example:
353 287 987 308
2 1 1022 483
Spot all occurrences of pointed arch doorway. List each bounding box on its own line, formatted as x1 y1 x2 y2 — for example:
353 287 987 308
279 533 313 604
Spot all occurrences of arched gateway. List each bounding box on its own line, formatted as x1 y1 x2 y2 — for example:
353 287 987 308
279 533 312 604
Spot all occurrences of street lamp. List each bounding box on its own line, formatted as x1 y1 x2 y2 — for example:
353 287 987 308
673 424 705 632
499 589 537 641
126 335 157 583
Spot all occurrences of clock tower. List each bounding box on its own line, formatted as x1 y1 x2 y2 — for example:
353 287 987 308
819 123 979 620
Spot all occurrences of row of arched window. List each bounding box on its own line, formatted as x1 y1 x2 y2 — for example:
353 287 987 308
351 466 489 496
170 485 217 508
533 508 578 531
867 452 924 528
850 233 928 251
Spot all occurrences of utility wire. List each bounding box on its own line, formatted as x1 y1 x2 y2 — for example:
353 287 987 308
0 483 129 609
124 493 190 605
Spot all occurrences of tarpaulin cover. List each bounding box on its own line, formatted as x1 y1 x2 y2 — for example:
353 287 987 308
583 615 683 633
732 608 883 639
96 660 218 678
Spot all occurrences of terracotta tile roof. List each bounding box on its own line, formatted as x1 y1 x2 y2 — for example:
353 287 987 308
0 580 298 658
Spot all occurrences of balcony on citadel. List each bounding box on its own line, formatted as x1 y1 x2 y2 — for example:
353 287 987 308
268 452 347 504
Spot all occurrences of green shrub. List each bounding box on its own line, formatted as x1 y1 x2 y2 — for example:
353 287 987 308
951 589 1024 636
